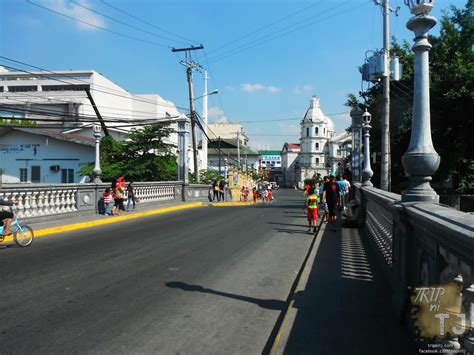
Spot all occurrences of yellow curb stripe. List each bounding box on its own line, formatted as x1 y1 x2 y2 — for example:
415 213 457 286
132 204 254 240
270 299 295 354
25 202 204 239
209 201 263 207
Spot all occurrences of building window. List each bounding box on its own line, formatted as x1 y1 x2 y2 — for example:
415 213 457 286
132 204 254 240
316 158 320 166
315 127 318 135
8 85 38 92
0 87 4 92
306 127 309 137
31 166 41 183
19 168 27 182
316 142 319 150
42 84 90 92
61 169 74 183
323 127 326 135
337 149 341 156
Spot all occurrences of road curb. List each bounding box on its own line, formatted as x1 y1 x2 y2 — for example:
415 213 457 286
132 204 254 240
209 201 263 207
269 218 327 354
29 202 205 239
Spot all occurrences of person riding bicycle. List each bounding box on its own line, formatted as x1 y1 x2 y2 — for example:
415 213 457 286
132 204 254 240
0 197 14 240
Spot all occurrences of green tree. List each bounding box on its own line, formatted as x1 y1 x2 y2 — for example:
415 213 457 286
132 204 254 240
80 124 178 182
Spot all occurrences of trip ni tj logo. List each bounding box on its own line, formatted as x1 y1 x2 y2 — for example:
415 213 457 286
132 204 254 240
411 283 471 339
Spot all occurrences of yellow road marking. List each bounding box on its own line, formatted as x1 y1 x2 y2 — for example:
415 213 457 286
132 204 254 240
0 202 204 242
209 201 263 207
270 299 295 354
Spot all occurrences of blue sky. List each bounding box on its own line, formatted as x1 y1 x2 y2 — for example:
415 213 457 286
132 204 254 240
0 0 463 149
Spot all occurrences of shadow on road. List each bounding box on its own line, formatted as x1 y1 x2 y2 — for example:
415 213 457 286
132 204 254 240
268 222 308 229
165 281 286 311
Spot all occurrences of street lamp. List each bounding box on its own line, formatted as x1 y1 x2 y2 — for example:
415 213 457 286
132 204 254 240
194 89 219 101
401 0 440 202
361 109 374 187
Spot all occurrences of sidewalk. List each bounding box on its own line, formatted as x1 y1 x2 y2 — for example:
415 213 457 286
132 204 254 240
271 215 417 355
24 199 206 237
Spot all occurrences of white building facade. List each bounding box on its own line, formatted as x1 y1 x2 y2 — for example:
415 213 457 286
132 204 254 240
0 68 182 182
0 127 94 184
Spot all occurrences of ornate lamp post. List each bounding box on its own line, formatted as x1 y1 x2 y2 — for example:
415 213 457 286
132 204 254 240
350 106 363 183
401 0 440 202
91 124 102 183
177 115 190 185
361 109 374 187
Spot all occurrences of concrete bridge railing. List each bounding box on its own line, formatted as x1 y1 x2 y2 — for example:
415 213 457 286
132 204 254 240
0 182 210 222
354 183 474 350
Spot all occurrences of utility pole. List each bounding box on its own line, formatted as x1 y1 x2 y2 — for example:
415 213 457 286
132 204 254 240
218 136 222 174
171 45 204 182
202 70 209 171
236 130 241 170
374 0 397 191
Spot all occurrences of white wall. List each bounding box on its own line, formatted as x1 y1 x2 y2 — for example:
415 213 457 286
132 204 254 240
0 131 94 183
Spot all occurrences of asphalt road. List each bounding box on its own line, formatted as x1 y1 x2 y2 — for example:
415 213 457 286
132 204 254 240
0 189 312 354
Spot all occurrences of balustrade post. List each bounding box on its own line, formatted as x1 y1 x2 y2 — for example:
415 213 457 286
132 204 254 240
401 0 440 203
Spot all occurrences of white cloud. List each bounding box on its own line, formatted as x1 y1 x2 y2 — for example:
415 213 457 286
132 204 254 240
208 106 229 123
331 112 351 120
292 84 314 95
42 0 105 31
241 83 282 94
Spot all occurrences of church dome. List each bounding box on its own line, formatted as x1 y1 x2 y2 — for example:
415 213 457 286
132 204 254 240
302 96 326 123
302 96 336 132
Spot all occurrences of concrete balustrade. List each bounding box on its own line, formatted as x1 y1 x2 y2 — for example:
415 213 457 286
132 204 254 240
353 183 474 350
0 181 210 223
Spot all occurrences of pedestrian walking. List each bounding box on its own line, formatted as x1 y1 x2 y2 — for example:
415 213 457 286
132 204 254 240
219 179 226 202
252 187 258 203
212 180 219 201
103 187 112 216
319 176 330 222
267 186 273 203
336 175 346 211
305 187 320 233
322 173 341 232
112 177 125 215
126 180 136 211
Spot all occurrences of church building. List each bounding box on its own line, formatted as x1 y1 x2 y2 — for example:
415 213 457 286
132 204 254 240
281 96 351 187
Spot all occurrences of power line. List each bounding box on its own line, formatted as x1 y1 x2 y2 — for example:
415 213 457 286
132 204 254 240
0 104 179 123
100 0 197 45
26 0 171 48
201 0 324 59
70 0 191 46
206 1 367 64
3 92 178 120
234 111 350 124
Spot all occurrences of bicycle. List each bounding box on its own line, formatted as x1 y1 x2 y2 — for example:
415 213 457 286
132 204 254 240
0 206 34 247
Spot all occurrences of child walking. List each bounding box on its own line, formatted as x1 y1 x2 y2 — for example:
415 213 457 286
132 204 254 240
252 187 258 203
103 188 112 216
306 188 319 233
